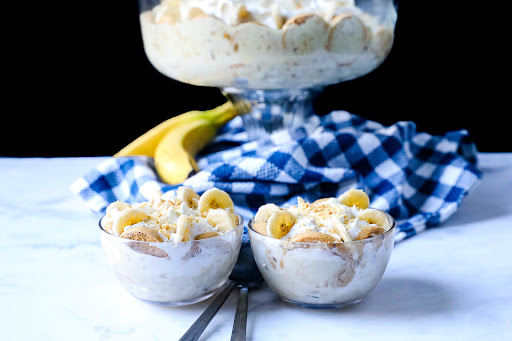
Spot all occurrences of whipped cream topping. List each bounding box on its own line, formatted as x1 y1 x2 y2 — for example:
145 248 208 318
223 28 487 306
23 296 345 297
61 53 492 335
283 197 375 241
102 188 237 242
157 0 359 28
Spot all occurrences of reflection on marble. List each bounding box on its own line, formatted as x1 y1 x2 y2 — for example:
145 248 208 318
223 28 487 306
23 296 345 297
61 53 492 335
0 154 511 340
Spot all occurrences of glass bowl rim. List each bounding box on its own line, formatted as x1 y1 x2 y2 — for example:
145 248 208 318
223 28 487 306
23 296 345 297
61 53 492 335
98 212 244 245
247 209 396 245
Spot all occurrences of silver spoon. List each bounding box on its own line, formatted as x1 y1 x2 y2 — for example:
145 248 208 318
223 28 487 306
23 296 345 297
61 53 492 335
179 243 263 341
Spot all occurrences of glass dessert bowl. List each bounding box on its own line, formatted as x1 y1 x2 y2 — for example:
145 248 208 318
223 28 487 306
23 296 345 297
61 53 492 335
99 187 244 305
136 0 398 139
247 189 396 309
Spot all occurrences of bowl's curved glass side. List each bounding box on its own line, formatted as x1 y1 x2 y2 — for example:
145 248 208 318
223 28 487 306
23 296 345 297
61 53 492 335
99 218 243 305
247 219 395 307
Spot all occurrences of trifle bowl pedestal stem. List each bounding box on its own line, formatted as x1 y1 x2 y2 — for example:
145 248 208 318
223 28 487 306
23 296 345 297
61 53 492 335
224 87 323 141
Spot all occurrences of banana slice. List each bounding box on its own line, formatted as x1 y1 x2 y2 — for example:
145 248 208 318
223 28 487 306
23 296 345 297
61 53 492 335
358 209 392 231
250 202 276 235
195 231 221 240
177 186 200 209
186 7 206 20
197 188 235 216
327 13 371 64
232 4 249 25
356 225 385 240
154 0 182 24
112 209 149 236
254 203 282 222
330 217 353 242
175 215 193 242
282 13 329 54
207 209 239 233
266 211 296 239
270 4 283 29
103 201 131 233
312 197 334 205
290 231 338 243
106 201 131 215
297 196 306 206
120 226 165 242
338 188 370 209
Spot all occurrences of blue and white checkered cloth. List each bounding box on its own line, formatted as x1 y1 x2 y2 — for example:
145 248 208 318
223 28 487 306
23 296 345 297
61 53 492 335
71 110 482 244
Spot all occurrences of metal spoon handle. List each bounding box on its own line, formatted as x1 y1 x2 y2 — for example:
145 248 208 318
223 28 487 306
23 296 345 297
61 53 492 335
179 281 237 341
230 286 249 341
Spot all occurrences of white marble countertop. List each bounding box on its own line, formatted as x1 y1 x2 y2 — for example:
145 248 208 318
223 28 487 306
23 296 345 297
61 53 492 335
1 153 511 340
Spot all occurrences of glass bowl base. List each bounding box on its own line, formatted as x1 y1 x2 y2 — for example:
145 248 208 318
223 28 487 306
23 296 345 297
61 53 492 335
135 292 217 306
282 297 364 309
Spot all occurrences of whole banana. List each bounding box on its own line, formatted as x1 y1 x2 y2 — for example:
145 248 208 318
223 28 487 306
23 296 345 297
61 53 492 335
114 101 243 185
153 102 239 185
114 102 239 158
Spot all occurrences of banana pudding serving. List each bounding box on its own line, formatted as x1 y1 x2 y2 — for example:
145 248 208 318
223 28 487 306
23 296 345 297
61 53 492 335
252 188 392 242
99 187 243 305
138 0 396 89
248 188 395 308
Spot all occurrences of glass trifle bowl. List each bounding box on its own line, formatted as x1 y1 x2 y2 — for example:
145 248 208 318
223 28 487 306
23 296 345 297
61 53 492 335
137 0 398 139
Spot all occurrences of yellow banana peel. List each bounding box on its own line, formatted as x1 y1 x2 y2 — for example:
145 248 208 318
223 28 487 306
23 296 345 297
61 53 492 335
114 100 242 185
114 102 237 158
154 103 239 184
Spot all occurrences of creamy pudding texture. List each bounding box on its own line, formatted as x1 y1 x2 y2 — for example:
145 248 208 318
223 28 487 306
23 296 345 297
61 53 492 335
100 221 243 303
248 227 394 305
139 0 395 89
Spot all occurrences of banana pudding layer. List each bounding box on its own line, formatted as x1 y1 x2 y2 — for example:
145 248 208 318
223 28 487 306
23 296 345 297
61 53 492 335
101 187 239 242
139 0 396 89
248 188 395 307
99 187 243 304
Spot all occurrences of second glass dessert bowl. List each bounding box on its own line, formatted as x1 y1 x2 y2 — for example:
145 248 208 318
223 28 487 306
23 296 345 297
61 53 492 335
136 0 398 140
247 212 395 309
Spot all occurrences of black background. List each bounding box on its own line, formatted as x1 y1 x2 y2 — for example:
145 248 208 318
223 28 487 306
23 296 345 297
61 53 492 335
2 2 507 156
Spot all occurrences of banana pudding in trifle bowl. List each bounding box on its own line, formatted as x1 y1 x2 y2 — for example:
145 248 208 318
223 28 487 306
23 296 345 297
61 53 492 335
137 0 397 139
248 188 395 309
99 187 243 305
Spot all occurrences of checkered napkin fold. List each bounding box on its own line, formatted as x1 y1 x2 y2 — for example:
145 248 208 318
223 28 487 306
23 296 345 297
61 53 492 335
71 110 482 244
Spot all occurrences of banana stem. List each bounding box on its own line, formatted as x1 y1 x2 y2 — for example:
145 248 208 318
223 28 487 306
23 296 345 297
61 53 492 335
203 101 240 126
